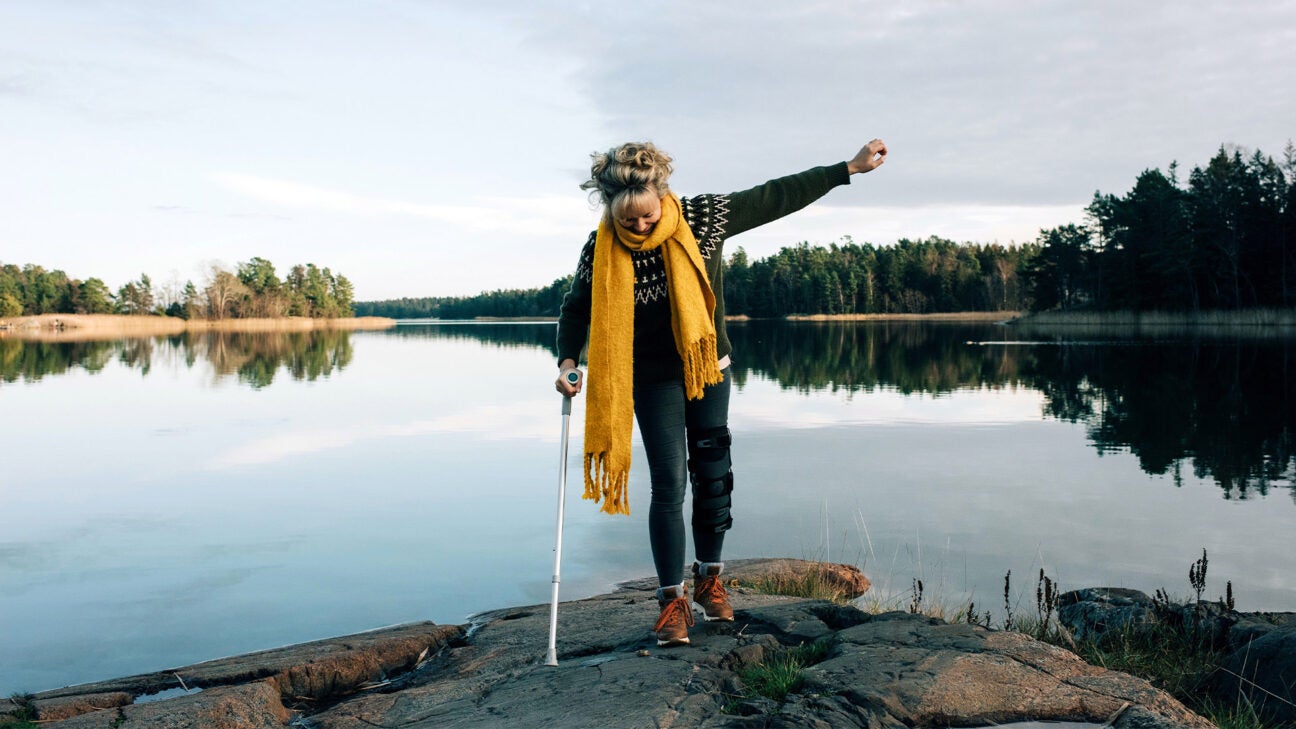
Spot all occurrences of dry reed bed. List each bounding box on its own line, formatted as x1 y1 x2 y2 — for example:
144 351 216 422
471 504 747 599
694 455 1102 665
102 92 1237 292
0 314 396 341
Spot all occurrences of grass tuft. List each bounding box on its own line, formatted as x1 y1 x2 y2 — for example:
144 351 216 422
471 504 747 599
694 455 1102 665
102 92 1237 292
741 565 854 604
733 639 834 707
2 693 38 728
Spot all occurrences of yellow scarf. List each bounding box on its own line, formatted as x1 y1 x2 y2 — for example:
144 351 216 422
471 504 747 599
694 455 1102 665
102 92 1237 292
583 193 724 515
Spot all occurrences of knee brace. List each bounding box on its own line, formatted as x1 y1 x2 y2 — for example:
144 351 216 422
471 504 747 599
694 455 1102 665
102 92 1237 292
689 426 734 533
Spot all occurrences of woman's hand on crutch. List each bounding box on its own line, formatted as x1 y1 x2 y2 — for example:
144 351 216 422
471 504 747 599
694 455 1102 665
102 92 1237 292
556 359 583 397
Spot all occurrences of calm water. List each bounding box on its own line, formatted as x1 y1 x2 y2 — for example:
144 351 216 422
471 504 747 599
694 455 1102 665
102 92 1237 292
1 321 1293 694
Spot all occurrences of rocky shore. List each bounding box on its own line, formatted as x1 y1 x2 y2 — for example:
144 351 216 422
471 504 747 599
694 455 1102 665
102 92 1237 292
4 559 1291 728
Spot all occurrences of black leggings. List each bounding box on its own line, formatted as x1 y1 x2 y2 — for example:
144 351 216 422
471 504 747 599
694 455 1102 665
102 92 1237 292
634 368 732 587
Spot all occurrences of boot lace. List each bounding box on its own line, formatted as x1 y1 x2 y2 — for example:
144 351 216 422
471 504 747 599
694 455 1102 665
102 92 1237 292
652 596 695 631
695 574 729 604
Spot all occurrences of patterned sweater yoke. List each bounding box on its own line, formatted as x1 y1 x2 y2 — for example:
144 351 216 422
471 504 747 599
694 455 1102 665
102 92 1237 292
557 162 851 373
573 193 732 305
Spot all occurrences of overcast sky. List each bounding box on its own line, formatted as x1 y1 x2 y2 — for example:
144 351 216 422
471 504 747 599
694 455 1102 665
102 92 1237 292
2 1 1293 300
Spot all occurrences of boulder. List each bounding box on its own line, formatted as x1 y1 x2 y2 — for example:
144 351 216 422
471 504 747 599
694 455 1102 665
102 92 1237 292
1057 587 1159 642
1207 619 1296 725
1061 588 1296 726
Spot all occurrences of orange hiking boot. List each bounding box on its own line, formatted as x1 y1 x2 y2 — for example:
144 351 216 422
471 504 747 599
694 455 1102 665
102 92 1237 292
653 585 695 647
693 561 734 622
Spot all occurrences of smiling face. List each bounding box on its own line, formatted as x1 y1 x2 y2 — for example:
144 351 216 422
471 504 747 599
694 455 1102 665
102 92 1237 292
616 194 663 235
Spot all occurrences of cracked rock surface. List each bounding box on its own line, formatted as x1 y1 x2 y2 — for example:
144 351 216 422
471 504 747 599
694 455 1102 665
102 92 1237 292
4 559 1212 728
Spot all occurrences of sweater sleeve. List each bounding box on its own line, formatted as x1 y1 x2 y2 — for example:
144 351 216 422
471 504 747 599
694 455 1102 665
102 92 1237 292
723 161 851 238
555 232 595 364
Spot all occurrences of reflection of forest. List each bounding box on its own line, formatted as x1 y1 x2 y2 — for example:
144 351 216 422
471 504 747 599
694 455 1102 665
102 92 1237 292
393 320 1294 501
6 323 1292 501
0 330 354 389
1025 340 1295 500
381 322 559 351
728 320 1023 394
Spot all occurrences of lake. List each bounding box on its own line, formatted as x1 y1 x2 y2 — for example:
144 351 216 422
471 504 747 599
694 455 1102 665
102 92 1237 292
1 320 1293 695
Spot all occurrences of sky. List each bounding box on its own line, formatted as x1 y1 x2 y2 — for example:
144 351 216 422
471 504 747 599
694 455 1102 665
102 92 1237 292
2 1 1293 301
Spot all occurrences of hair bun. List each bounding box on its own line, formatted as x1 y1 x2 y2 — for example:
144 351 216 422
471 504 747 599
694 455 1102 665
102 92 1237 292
580 142 674 208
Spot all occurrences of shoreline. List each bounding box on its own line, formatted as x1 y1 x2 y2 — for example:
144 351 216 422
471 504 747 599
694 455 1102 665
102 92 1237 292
401 312 1022 323
6 559 1283 728
1010 307 1296 327
371 308 1296 327
0 313 397 341
779 311 1017 322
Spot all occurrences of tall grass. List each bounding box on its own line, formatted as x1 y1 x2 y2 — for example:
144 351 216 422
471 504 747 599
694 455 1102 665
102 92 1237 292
742 566 857 604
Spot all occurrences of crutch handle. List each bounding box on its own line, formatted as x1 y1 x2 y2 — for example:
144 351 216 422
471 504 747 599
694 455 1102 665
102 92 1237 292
560 369 581 414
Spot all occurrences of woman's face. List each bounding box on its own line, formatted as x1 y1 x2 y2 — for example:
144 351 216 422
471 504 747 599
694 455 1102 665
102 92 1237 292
617 196 662 235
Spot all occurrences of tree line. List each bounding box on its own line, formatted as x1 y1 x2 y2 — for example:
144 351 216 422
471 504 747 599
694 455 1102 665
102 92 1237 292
725 237 1033 316
355 238 1034 319
1027 142 1296 311
359 140 1295 319
354 277 572 319
0 258 355 319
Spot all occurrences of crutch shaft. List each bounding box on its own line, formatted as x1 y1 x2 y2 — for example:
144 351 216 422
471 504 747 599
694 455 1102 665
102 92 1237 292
545 395 573 666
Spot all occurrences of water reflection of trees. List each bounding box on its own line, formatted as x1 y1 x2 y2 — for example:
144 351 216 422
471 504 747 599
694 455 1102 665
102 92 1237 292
381 322 560 352
728 321 1023 395
0 330 354 388
10 322 1290 500
1024 340 1295 500
729 322 1294 500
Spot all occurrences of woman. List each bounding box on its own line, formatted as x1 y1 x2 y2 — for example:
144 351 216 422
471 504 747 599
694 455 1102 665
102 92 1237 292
555 138 887 646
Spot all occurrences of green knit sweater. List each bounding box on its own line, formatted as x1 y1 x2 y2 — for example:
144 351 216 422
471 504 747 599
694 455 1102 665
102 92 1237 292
557 161 851 383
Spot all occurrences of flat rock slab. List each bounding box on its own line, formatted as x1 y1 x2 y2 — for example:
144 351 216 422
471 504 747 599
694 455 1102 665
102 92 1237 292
11 560 1213 728
36 682 290 729
9 622 462 724
312 560 1209 729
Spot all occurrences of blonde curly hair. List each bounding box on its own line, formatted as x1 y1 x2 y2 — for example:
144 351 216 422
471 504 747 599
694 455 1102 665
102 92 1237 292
580 142 674 221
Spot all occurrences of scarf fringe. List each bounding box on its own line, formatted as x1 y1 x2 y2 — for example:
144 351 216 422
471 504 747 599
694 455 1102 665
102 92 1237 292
583 451 631 515
682 334 723 400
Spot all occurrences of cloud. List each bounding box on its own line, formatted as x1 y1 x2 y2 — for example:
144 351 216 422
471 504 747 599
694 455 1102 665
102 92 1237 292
502 1 1296 207
211 172 590 237
207 400 562 469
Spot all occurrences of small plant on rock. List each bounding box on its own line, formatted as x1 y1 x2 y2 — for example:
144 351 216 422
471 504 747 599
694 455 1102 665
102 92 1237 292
1034 568 1060 640
961 599 991 628
2 693 38 729
732 639 834 707
1002 570 1015 632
